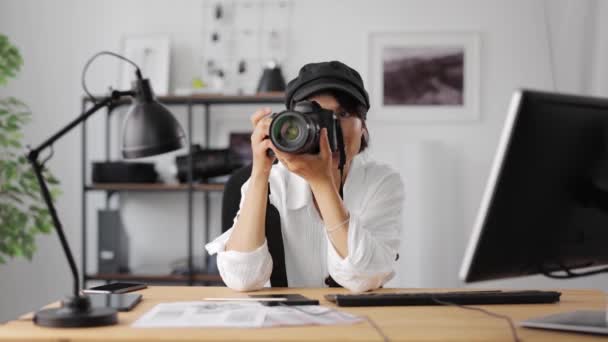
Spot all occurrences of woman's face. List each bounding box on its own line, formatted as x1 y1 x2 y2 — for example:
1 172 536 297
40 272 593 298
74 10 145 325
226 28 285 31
308 93 364 168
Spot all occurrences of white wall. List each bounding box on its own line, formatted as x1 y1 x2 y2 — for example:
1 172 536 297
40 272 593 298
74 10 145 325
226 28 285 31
1 0 607 322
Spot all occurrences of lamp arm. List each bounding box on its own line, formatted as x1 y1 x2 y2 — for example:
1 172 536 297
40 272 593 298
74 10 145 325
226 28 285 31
26 91 132 297
30 91 132 154
28 156 81 297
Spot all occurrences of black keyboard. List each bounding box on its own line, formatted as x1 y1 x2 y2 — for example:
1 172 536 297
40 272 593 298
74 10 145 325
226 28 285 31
325 290 561 307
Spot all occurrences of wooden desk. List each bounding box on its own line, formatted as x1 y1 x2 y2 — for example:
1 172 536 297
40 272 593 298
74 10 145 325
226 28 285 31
0 287 605 341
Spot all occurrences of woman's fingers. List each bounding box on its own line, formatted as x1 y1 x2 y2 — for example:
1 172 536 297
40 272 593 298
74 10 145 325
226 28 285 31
250 108 277 174
273 148 296 164
271 148 292 168
251 116 272 143
250 107 272 128
319 128 331 160
262 139 274 150
275 150 314 174
271 148 286 164
260 139 276 159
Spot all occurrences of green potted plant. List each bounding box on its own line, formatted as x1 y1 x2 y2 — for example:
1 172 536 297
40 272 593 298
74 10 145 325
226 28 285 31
0 34 59 263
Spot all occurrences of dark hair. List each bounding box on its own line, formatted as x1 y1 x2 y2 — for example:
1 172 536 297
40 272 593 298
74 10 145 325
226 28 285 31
307 90 370 152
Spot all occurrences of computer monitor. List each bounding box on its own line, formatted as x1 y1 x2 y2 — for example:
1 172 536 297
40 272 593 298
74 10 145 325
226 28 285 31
460 89 608 283
229 132 253 166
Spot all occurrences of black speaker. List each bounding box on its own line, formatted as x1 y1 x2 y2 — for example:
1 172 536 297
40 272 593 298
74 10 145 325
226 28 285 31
98 210 130 274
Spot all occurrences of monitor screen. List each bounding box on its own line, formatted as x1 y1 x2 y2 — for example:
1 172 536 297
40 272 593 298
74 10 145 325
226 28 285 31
460 89 608 283
229 132 253 166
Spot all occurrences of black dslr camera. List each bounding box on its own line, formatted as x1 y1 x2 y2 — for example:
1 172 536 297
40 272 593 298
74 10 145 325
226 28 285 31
268 100 338 155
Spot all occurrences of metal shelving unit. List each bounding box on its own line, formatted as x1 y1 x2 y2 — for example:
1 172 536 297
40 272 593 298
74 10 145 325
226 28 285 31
81 93 284 287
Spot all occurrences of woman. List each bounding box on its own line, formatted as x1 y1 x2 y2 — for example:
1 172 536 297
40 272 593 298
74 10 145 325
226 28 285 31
206 61 405 292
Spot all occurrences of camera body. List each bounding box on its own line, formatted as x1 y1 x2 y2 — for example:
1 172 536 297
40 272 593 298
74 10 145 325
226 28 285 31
269 100 338 154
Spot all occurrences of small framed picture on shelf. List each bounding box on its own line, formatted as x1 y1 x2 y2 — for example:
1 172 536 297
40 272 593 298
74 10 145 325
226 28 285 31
120 34 171 96
368 31 480 123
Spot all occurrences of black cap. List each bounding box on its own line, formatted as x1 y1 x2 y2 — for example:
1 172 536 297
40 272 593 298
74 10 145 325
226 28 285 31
285 61 370 113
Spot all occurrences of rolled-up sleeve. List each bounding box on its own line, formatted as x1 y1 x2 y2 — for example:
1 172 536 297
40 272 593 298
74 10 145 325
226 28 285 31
204 180 273 291
327 172 405 292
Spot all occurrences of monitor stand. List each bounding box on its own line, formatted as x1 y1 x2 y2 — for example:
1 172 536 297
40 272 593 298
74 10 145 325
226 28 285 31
521 310 608 335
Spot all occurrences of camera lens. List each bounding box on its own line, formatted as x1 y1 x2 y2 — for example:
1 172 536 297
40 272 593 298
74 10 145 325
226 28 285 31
279 118 301 142
270 111 314 153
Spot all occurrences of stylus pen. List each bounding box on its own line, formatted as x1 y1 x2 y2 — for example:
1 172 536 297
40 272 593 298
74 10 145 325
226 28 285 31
202 297 288 302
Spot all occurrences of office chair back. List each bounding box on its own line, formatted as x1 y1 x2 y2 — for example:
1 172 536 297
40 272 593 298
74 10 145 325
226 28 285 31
221 164 288 287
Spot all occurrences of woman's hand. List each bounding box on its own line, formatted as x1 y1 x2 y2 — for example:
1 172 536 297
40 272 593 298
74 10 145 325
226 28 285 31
269 128 335 189
250 107 276 176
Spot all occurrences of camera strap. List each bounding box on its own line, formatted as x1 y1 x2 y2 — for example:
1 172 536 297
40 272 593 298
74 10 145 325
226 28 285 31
335 122 347 198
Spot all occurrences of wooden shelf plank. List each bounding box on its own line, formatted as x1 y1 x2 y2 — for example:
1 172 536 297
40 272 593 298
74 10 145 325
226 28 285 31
84 92 285 106
85 183 225 192
163 92 285 102
86 273 223 283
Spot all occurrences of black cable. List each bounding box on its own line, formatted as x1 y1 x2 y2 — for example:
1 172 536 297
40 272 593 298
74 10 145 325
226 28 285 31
431 297 521 342
33 51 139 177
335 121 346 199
362 315 390 342
541 264 608 279
339 168 344 198
543 267 608 278
81 51 142 105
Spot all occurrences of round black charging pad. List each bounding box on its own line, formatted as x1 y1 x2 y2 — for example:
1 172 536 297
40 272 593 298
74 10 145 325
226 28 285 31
33 295 118 328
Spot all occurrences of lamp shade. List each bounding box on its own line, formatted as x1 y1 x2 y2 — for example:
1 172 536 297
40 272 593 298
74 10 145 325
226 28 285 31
122 78 186 159
256 60 286 93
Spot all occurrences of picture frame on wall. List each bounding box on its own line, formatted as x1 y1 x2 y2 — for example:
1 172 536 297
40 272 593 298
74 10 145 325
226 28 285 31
120 34 171 96
368 31 480 122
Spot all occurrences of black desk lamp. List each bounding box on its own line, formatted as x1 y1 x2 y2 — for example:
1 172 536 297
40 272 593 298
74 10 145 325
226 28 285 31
28 51 185 327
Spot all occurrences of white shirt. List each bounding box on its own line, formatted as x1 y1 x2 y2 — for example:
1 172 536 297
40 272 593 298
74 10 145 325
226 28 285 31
205 151 405 293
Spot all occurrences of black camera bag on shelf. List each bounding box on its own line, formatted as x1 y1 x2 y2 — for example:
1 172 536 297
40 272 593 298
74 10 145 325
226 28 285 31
175 145 242 183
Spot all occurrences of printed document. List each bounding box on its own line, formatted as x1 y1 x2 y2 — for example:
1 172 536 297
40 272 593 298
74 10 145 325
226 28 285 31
132 301 361 328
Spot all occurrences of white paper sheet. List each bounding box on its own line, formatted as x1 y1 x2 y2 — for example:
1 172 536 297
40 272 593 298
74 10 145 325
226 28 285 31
132 301 362 328
132 301 266 328
263 305 363 327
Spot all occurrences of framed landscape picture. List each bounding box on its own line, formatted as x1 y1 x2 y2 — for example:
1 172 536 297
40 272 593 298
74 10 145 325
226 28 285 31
368 31 480 122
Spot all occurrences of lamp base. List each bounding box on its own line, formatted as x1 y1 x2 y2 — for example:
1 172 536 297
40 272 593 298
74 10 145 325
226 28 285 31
34 295 118 328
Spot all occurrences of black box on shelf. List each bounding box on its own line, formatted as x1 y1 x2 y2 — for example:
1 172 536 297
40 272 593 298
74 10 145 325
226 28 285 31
98 210 130 274
92 161 158 183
